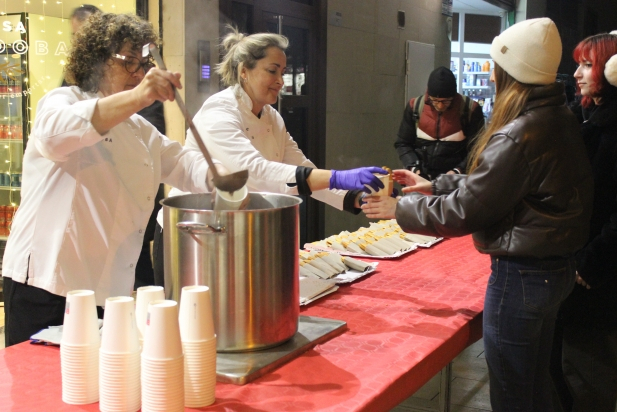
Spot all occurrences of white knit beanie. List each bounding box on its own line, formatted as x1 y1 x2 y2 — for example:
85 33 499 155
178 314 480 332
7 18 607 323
490 18 562 85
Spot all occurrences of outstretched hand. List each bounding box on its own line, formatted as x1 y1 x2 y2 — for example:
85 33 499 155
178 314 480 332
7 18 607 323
393 169 432 194
361 195 398 219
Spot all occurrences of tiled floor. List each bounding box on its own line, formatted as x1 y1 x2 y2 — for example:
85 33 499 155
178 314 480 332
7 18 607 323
393 339 492 412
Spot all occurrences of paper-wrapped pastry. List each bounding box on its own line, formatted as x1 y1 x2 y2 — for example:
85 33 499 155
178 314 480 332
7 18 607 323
299 265 319 279
299 277 338 304
316 252 347 273
326 238 347 251
299 260 330 279
342 240 365 254
342 256 373 272
402 233 438 244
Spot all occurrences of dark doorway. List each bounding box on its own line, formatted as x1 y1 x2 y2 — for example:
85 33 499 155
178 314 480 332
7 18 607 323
219 0 327 245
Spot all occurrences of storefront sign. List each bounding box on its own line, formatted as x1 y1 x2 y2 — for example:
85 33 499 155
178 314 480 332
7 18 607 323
1 20 69 55
2 20 26 33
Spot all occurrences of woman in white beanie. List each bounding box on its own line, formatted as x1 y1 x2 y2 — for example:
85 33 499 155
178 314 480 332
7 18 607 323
362 18 593 411
552 33 617 412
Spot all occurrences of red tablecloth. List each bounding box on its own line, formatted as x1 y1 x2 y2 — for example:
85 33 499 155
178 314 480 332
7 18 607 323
0 236 490 411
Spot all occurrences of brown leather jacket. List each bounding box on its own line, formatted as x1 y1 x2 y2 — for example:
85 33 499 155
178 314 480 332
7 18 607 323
396 83 593 258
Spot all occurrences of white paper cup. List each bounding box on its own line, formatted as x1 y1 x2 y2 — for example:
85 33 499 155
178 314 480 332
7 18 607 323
99 350 141 412
183 337 216 407
213 185 248 210
141 355 184 412
101 296 140 354
135 286 165 339
142 300 183 360
61 290 100 346
179 286 215 342
367 173 392 197
61 343 99 405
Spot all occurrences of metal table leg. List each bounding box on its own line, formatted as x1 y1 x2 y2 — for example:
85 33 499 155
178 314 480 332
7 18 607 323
438 362 452 412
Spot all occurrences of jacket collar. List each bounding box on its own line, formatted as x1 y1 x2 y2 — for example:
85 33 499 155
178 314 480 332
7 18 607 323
582 97 617 128
522 82 566 114
233 84 255 113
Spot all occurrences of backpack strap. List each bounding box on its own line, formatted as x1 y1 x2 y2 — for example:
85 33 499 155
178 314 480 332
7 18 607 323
412 95 425 125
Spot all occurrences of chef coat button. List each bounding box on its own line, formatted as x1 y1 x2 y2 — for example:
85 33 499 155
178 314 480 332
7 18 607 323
276 152 279 156
130 263 134 268
246 128 249 131
144 163 148 166
251 136 254 139
139 229 143 234
267 129 270 132
147 196 151 201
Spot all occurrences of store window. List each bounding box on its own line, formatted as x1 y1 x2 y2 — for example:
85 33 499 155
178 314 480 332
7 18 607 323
0 1 137 235
451 12 503 120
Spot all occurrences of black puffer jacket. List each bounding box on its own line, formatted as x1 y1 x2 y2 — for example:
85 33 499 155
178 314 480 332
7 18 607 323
396 82 593 259
559 96 617 329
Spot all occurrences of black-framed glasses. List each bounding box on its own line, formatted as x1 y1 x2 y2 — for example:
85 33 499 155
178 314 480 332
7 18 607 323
112 53 155 74
428 97 454 106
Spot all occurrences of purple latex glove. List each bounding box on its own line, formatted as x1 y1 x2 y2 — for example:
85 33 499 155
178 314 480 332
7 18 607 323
329 167 388 193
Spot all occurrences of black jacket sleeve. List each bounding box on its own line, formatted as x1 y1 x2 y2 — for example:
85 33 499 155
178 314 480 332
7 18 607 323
394 103 420 170
454 103 485 173
575 134 617 288
396 133 530 238
576 210 617 288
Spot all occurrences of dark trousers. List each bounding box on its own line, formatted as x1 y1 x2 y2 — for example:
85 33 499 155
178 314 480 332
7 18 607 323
134 243 155 289
152 222 165 287
483 256 576 412
3 277 103 347
562 325 617 412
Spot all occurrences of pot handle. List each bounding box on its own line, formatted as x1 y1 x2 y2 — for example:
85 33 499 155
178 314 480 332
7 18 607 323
176 221 226 234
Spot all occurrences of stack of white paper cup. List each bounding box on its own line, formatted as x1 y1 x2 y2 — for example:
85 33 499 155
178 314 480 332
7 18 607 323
179 285 217 407
135 286 165 346
141 300 184 412
60 290 100 405
99 296 141 412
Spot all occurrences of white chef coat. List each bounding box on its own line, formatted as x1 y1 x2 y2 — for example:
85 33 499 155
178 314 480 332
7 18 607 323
157 85 347 226
2 86 212 306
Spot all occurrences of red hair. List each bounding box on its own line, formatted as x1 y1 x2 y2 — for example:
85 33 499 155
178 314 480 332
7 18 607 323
573 33 617 107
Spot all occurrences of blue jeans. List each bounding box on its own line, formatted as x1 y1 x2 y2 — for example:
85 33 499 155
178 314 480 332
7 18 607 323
483 256 576 412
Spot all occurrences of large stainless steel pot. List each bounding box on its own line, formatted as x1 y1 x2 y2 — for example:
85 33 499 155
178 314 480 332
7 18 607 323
161 192 301 352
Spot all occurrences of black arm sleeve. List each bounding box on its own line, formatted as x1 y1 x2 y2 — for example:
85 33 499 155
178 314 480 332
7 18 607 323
394 103 420 169
343 190 363 215
292 168 360 213
292 166 314 196
455 103 486 173
576 211 617 288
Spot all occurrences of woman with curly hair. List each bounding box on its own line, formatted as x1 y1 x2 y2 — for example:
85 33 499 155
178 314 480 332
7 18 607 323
551 33 617 412
1 13 221 346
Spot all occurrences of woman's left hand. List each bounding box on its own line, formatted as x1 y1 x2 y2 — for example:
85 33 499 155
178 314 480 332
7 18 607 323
361 195 399 219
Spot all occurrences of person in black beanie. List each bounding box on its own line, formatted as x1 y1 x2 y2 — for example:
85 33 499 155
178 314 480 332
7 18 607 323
394 66 485 179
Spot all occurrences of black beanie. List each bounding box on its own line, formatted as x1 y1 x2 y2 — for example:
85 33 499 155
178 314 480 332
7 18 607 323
427 66 457 98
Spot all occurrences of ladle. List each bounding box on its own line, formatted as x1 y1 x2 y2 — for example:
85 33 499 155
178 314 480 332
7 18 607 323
144 44 249 193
